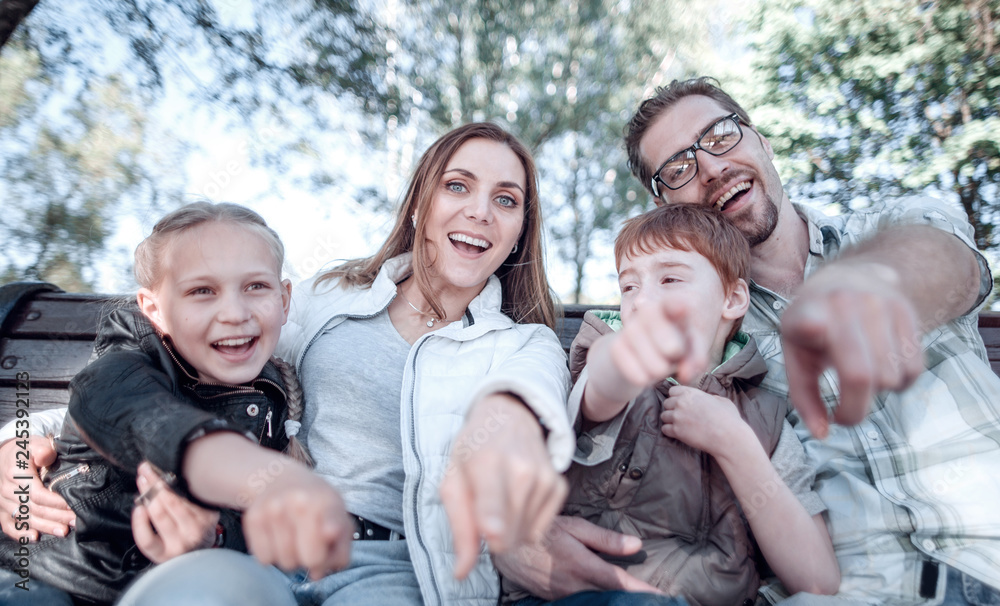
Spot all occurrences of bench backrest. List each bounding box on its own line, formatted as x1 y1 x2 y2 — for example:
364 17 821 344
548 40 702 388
3 283 1000 426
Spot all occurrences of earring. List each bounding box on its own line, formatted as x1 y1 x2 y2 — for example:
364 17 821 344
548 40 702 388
511 243 518 255
411 214 416 228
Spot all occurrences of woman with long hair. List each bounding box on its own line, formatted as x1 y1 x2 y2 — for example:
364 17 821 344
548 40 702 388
111 122 574 606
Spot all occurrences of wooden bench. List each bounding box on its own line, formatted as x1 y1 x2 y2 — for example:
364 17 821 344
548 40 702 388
3 281 1000 427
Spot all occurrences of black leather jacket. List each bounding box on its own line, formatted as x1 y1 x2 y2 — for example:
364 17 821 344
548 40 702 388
0 305 290 605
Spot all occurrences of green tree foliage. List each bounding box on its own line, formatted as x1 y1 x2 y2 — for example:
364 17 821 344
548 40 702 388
2 0 716 299
0 0 385 291
0 0 388 117
745 0 1000 249
0 41 170 290
380 0 714 301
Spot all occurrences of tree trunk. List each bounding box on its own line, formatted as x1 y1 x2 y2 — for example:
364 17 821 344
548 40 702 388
954 169 990 249
569 141 589 304
0 0 39 50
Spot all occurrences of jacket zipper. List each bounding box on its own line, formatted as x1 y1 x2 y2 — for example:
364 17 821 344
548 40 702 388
407 336 442 606
696 451 712 544
162 337 286 398
296 288 484 604
196 377 284 399
165 335 283 446
46 463 91 491
296 296 394 371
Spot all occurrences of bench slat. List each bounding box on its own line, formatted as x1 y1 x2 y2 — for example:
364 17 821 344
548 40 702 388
1 290 999 432
0 387 71 425
0 339 96 384
4 294 110 339
554 317 584 352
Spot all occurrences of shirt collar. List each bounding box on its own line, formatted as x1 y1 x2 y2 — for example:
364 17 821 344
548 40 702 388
792 201 843 260
747 201 840 306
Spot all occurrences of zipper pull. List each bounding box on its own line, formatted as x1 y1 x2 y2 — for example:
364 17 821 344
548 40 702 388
264 409 273 438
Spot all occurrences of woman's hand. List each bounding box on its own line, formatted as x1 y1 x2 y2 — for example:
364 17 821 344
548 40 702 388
440 393 568 580
0 436 75 540
131 461 220 564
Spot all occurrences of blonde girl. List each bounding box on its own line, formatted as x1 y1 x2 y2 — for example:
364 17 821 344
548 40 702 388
0 203 351 606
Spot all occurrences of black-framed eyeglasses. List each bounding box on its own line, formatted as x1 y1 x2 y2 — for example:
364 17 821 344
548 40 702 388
650 113 746 198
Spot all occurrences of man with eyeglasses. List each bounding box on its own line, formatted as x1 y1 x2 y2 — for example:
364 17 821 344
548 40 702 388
495 78 1000 605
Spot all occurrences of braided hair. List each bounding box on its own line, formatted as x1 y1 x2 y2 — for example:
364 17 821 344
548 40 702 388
271 357 314 468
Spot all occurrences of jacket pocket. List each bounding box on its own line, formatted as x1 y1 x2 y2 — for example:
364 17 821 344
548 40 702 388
608 429 657 509
606 445 635 498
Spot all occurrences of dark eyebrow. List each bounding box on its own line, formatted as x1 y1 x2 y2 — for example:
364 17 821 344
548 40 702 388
445 168 525 195
670 114 732 158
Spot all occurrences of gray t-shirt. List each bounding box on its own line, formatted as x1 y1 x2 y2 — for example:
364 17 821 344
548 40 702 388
300 310 410 534
770 420 826 516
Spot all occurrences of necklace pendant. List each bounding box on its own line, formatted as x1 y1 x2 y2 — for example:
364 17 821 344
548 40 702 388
398 287 440 329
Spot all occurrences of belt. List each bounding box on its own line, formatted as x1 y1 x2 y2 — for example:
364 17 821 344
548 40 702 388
920 560 940 599
351 514 404 541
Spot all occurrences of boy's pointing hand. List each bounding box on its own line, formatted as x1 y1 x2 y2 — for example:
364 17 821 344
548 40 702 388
611 298 708 389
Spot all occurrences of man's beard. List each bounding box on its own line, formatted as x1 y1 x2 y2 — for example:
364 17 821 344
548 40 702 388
738 192 779 247
704 169 779 247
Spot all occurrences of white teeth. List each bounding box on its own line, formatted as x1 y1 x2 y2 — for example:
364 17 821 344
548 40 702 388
715 181 751 209
214 337 253 347
449 233 491 250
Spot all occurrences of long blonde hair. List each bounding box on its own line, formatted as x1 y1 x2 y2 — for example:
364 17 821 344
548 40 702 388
317 123 557 329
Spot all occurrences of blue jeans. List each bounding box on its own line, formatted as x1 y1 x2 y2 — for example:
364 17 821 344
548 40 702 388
512 591 688 606
288 539 421 606
944 566 1000 606
118 540 422 606
117 549 296 606
0 567 74 606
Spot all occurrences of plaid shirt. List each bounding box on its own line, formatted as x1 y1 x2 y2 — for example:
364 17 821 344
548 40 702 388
743 197 1000 604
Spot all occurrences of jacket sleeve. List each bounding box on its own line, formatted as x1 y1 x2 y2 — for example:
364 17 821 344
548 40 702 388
67 351 251 502
0 407 68 443
468 324 574 472
565 366 634 468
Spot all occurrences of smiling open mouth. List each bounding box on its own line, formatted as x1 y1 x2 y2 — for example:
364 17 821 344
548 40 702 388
212 336 257 354
715 181 751 211
449 233 491 252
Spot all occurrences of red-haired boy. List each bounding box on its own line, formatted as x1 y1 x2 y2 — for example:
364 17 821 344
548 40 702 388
506 204 839 606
